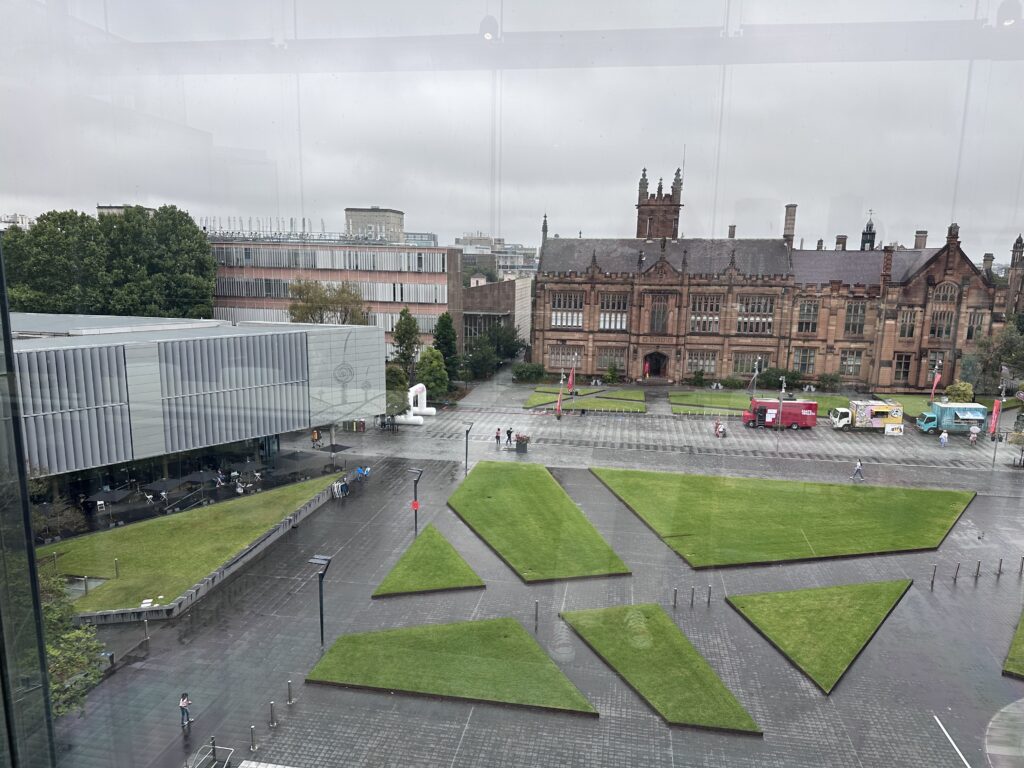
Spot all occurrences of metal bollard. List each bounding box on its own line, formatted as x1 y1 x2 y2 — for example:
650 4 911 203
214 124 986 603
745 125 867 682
534 600 539 632
287 680 294 705
954 562 960 581
706 585 712 605
114 558 120 578
250 725 257 752
690 586 695 607
269 701 277 728
83 576 89 595
672 588 678 609
930 564 936 590
998 558 1003 577
144 619 150 641
210 737 217 760
975 560 981 578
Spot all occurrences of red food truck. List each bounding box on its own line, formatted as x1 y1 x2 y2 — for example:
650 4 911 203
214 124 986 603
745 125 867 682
742 398 819 429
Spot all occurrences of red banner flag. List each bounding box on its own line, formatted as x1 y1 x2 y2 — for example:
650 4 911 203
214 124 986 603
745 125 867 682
567 367 575 393
930 371 941 402
643 360 650 377
990 398 1002 434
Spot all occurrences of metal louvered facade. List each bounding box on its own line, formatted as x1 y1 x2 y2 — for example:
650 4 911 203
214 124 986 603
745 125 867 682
12 317 385 477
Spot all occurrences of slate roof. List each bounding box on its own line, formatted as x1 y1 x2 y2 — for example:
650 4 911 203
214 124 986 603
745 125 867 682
539 238 791 277
539 236 946 286
790 248 941 286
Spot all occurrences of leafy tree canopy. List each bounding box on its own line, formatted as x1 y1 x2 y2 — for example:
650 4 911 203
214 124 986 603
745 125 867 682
417 347 450 401
432 312 460 385
464 336 498 379
39 572 105 717
385 364 410 416
944 379 974 403
2 206 215 318
288 280 366 325
487 323 525 360
963 320 1024 393
392 307 421 380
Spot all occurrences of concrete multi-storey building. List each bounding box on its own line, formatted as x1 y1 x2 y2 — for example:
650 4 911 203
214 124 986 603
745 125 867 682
345 206 405 243
209 229 463 356
455 233 538 280
533 168 1021 392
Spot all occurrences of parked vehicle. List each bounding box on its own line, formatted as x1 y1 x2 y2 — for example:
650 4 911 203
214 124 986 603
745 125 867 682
829 399 904 432
915 401 988 435
742 397 818 429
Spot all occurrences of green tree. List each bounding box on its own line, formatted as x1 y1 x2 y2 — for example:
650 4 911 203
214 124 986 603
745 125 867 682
99 205 215 318
963 321 1024 392
417 347 449 401
28 478 87 540
288 280 366 325
392 307 421 380
944 379 974 402
2 211 109 314
385 364 410 416
39 572 105 716
487 323 525 360
432 312 460 384
464 336 499 379
605 363 621 384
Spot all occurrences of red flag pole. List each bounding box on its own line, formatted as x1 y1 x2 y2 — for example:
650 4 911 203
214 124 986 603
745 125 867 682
929 371 941 402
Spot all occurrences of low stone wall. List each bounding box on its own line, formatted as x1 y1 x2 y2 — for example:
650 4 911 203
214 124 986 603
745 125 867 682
76 486 335 626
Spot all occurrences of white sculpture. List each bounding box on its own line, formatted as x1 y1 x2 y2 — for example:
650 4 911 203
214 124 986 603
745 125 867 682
394 382 436 425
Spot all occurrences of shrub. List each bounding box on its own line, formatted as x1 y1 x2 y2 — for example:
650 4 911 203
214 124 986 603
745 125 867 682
720 377 746 389
756 367 803 391
944 379 974 402
605 363 621 384
512 362 546 382
691 370 705 387
817 373 841 392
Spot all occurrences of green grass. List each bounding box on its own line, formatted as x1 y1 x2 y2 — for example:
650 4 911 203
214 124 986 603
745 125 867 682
592 468 973 567
372 524 484 597
38 475 339 611
448 462 630 581
594 389 646 402
307 617 596 714
668 390 750 409
559 398 646 413
562 604 760 733
524 392 561 408
535 386 603 396
727 580 911 693
877 394 932 418
1004 610 1024 679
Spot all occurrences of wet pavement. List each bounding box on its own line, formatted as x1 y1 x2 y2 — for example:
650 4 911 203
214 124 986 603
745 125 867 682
56 370 1024 768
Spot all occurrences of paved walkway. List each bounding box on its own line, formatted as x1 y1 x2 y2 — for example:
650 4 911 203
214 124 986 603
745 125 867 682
54 370 1024 768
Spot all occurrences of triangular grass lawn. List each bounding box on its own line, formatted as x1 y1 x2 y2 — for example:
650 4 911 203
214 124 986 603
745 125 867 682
372 524 484 598
727 579 912 694
562 604 760 734
1003 609 1024 680
306 617 596 715
448 462 630 582
36 475 341 612
593 468 973 567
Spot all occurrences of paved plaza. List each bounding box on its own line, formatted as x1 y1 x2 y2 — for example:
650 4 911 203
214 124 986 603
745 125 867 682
57 373 1024 768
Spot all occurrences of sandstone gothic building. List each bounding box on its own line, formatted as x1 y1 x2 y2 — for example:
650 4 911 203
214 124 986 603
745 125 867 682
532 169 1023 392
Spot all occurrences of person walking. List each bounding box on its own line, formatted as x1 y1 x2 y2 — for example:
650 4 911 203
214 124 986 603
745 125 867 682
939 430 949 448
179 693 193 727
506 427 513 446
850 459 865 482
495 428 501 448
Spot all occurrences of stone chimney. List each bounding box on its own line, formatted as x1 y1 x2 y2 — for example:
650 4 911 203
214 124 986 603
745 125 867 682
881 244 894 284
783 204 797 247
914 230 927 249
728 224 736 239
836 235 848 251
816 239 824 250
983 252 994 276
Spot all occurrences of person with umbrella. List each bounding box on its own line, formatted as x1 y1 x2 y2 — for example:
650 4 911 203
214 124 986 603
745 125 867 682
969 424 981 446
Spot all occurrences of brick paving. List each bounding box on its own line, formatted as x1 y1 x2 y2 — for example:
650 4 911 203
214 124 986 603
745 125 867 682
54 372 1024 768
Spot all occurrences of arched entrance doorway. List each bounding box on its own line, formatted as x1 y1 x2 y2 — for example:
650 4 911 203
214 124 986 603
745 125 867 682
643 351 668 378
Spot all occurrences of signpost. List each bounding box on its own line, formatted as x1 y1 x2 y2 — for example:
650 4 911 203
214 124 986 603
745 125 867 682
407 468 424 536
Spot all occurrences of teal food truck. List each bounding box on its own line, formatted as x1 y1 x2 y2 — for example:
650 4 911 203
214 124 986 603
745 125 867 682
915 402 988 434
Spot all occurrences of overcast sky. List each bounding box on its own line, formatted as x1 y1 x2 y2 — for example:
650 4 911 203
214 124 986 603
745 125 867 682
2 0 1024 259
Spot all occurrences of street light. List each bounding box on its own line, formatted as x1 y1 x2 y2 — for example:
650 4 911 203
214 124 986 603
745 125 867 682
308 554 333 648
407 468 424 536
464 423 474 478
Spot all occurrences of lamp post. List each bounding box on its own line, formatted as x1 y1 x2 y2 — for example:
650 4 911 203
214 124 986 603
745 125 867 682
308 554 333 648
464 422 474 478
407 468 424 536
